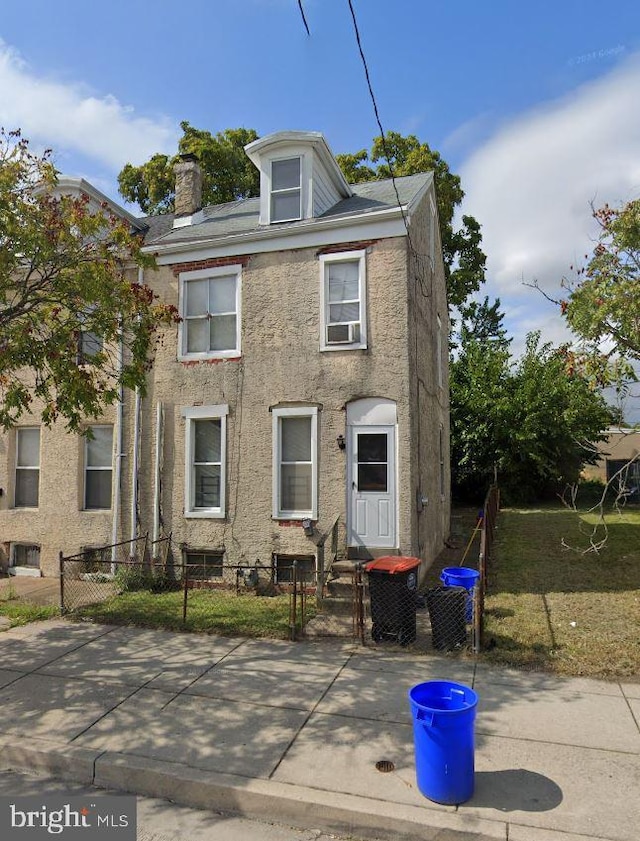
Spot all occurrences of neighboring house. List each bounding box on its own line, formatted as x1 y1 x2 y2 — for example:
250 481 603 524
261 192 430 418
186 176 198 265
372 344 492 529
583 427 640 495
0 130 450 581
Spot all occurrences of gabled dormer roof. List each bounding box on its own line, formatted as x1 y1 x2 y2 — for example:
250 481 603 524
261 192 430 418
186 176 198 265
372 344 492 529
244 130 353 226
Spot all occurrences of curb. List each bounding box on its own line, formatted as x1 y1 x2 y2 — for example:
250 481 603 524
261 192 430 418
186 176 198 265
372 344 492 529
2 738 506 841
0 739 619 841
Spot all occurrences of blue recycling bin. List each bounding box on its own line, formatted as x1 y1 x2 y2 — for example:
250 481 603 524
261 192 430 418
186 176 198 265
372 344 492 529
408 680 478 805
440 567 480 622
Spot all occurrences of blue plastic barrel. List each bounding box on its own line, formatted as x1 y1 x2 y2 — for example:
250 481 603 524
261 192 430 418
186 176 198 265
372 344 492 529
440 567 480 622
408 680 478 805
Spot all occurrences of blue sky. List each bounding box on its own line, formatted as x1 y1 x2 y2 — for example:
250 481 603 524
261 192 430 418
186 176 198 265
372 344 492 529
1 0 639 414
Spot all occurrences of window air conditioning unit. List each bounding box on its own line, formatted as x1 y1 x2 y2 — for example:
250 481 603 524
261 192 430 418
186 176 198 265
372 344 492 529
326 323 360 345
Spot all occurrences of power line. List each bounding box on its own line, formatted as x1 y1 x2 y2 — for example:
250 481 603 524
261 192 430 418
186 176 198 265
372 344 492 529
297 0 311 36
346 0 433 298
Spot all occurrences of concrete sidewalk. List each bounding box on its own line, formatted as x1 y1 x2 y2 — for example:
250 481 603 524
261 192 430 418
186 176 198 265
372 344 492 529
0 619 638 841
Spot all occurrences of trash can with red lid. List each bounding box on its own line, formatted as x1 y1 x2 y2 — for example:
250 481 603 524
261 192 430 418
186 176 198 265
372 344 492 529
364 556 421 646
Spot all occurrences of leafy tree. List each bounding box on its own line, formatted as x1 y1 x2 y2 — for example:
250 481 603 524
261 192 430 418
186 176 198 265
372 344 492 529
0 129 178 432
504 334 611 502
118 122 260 215
118 126 485 308
450 299 611 502
561 198 640 386
457 295 510 347
450 297 512 500
336 132 486 308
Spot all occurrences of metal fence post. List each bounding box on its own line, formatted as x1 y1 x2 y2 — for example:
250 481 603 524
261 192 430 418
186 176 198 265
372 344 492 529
182 561 188 624
355 566 365 645
474 484 499 653
59 551 65 614
290 560 298 641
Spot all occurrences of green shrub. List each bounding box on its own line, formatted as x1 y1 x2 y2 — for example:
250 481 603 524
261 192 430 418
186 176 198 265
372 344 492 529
115 564 181 593
115 565 153 592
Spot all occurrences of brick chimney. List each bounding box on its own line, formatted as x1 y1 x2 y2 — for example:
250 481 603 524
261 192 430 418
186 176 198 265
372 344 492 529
173 154 202 218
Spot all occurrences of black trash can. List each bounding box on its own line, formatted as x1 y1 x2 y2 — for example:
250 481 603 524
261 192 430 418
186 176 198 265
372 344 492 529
426 586 467 650
364 556 421 645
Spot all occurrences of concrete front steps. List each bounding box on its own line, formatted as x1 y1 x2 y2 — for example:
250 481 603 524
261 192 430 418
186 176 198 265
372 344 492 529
304 559 361 639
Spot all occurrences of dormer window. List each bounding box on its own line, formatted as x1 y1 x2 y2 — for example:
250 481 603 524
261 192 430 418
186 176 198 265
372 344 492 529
270 157 302 222
244 131 353 227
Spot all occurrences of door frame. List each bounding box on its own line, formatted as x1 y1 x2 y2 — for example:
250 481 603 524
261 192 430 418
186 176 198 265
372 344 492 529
345 398 398 550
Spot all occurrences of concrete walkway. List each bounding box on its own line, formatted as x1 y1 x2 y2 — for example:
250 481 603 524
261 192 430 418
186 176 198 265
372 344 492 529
0 574 60 605
0 618 638 841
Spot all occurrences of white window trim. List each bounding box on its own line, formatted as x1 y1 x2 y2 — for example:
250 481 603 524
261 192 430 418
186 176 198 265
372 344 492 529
319 249 367 352
15 427 40 509
272 406 318 520
177 265 242 361
182 404 229 519
10 543 41 569
269 155 303 224
83 425 113 511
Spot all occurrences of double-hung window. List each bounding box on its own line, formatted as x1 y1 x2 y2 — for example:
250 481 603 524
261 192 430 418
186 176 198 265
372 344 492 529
179 266 241 360
183 405 228 518
320 250 367 350
84 425 113 509
77 307 104 364
15 427 40 508
270 157 301 223
272 407 318 519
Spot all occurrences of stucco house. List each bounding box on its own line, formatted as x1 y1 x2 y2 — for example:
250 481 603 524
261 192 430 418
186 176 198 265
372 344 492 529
0 130 450 582
582 427 640 494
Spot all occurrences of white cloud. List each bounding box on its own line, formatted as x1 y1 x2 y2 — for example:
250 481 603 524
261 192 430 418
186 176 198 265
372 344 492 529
460 53 640 299
458 56 640 420
0 40 178 172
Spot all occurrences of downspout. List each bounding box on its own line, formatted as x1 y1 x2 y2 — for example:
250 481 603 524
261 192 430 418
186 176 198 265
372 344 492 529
130 388 141 545
111 324 124 573
130 266 144 548
152 400 164 552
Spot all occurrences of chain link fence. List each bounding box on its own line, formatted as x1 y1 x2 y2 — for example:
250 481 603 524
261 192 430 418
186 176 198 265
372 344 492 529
353 488 500 653
60 535 150 612
357 565 478 652
59 494 500 650
60 539 323 640
475 484 500 652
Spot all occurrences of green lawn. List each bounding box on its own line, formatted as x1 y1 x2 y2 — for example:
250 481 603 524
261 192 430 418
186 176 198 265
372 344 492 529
482 506 640 678
75 588 316 639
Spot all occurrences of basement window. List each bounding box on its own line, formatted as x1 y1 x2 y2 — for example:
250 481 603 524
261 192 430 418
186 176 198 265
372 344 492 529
11 544 41 569
272 554 316 584
184 550 224 580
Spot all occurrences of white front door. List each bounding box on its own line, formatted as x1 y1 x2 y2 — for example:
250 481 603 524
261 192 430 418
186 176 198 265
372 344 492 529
348 425 396 548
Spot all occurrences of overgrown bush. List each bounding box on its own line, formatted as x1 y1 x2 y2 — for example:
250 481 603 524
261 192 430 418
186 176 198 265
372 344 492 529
115 565 181 593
